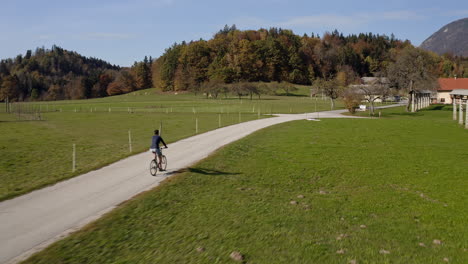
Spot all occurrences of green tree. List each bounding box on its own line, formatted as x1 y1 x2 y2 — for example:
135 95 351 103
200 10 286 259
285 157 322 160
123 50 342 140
387 47 438 112
0 75 19 101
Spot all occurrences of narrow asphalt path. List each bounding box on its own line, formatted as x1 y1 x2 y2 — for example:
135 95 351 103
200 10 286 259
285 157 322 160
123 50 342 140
0 107 391 264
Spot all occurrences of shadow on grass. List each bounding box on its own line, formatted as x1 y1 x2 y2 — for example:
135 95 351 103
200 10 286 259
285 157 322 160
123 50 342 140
389 112 424 117
166 167 241 176
275 93 308 97
215 97 279 101
428 105 445 110
0 120 45 123
424 104 452 111
188 167 241 176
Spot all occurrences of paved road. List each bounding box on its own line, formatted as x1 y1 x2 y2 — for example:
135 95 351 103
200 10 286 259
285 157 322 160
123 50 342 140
0 108 379 264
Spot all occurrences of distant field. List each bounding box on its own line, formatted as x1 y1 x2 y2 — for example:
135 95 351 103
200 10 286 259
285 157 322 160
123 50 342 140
0 88 339 201
2 86 341 115
22 107 467 264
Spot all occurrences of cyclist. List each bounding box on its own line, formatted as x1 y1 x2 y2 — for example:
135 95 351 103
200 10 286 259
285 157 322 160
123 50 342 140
150 129 168 170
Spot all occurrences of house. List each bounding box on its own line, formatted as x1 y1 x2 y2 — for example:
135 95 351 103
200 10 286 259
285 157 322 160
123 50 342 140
436 78 468 104
349 77 393 103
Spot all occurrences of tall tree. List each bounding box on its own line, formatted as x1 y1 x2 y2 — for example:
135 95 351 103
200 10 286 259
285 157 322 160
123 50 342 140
387 47 438 112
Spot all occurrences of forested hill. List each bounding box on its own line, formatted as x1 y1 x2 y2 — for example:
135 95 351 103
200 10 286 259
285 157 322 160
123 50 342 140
0 46 122 101
2 28 467 102
152 27 467 92
152 27 410 91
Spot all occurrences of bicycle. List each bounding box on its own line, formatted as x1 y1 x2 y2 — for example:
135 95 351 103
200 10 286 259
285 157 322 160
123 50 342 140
150 148 167 176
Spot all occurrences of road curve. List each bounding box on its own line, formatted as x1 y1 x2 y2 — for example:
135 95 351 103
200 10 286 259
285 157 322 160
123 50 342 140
0 109 366 264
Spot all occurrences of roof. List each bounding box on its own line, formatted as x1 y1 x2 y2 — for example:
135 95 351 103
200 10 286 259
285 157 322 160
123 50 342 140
438 78 468 91
361 77 389 84
415 90 433 94
449 89 468 96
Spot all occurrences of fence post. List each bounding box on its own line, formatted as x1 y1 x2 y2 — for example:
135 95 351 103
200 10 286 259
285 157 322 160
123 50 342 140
159 121 163 136
453 98 457 120
196 118 199 134
72 144 76 172
465 100 468 129
128 130 132 153
218 114 221 128
459 99 464 125
239 112 241 123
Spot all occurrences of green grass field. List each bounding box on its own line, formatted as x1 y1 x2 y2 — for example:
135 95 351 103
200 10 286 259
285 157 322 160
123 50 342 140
0 88 340 201
22 107 467 263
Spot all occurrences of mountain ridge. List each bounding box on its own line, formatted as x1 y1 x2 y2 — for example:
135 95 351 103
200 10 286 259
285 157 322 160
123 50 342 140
420 18 468 57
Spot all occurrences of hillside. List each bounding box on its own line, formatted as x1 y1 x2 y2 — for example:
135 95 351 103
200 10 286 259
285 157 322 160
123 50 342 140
152 27 467 93
0 46 121 101
152 28 410 92
420 18 468 57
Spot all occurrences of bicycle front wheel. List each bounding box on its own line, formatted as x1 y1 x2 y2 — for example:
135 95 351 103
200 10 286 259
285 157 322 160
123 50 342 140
161 155 167 171
150 159 158 176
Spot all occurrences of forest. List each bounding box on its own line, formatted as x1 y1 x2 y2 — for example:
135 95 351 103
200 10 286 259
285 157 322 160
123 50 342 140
0 44 158 101
153 26 467 92
1 26 467 102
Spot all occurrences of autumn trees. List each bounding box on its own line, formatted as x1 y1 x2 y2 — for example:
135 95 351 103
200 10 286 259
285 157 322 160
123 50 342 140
151 28 416 96
0 46 120 101
0 46 159 101
1 28 466 103
387 47 439 112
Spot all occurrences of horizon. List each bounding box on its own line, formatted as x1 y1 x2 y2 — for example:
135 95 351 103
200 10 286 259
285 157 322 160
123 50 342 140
1 0 467 67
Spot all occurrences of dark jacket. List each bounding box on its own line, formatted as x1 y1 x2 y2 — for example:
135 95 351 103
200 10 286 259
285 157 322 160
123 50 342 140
150 135 167 149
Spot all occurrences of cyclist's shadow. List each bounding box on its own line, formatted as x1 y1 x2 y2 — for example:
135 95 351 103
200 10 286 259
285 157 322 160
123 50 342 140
165 167 241 176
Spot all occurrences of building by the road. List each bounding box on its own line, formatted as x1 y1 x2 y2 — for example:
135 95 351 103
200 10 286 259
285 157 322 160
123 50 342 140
436 78 468 104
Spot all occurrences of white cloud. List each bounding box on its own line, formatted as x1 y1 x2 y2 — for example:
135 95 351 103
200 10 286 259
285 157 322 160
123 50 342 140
442 9 468 16
233 10 427 32
79 33 136 40
378 10 426 20
280 14 366 29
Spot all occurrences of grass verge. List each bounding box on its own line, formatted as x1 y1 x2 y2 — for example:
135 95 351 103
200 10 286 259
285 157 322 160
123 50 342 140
23 107 467 263
0 89 343 200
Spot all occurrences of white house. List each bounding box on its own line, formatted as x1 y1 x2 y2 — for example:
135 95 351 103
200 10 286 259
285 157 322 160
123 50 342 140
437 78 468 104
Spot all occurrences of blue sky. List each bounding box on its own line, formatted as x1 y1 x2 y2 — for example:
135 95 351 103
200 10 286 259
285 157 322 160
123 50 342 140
1 0 467 66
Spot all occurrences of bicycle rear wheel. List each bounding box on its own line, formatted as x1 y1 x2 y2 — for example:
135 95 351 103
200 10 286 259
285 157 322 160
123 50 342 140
161 155 167 171
150 159 158 176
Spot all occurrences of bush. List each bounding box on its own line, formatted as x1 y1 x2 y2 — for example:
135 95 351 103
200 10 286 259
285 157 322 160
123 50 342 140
342 89 362 114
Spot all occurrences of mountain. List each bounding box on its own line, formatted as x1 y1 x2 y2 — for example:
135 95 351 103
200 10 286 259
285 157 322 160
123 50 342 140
420 18 468 57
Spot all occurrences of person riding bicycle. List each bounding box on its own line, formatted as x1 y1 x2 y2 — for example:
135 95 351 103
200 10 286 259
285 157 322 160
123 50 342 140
150 130 168 170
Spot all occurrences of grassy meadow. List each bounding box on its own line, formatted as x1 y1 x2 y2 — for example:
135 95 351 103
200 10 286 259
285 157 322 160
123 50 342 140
22 106 467 263
0 86 340 201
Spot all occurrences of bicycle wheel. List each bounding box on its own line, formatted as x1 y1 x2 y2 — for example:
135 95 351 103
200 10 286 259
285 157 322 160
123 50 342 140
160 155 167 171
150 159 158 176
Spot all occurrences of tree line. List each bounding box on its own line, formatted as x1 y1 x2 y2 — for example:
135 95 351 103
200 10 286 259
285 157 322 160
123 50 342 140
152 26 467 94
0 46 153 101
1 26 467 102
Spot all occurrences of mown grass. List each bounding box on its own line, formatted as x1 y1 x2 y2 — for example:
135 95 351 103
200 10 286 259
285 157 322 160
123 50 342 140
23 108 467 263
0 89 339 201
345 104 457 119
2 86 340 115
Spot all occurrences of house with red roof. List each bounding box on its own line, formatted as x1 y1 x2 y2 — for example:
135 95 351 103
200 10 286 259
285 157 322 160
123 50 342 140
437 78 468 104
